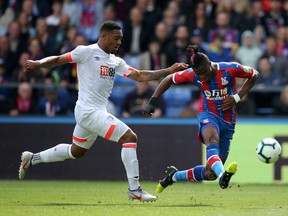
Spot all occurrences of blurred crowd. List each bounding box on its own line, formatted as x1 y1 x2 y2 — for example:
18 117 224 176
0 0 288 118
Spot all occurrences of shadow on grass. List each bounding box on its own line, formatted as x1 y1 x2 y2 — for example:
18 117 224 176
15 202 215 208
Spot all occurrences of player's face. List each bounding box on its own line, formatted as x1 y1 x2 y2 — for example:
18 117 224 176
106 29 123 54
194 63 214 82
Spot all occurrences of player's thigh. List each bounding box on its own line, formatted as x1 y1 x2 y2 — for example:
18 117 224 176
72 124 98 149
198 112 220 141
84 110 129 142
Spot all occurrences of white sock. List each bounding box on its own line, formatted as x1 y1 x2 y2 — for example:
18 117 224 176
31 144 75 166
121 143 140 190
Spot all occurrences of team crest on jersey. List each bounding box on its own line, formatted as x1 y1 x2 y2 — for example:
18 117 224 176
203 118 210 123
221 77 228 85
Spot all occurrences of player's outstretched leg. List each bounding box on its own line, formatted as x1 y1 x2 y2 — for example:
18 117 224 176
219 162 238 189
128 187 157 202
19 151 33 179
156 166 178 193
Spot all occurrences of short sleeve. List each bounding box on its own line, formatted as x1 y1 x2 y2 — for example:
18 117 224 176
172 68 195 84
70 45 92 63
219 62 256 78
115 57 133 77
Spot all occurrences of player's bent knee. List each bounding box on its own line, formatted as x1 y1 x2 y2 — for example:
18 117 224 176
71 144 87 158
205 170 217 181
71 151 86 158
119 129 138 144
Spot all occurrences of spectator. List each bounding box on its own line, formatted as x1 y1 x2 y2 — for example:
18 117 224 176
235 30 263 68
216 0 246 32
161 4 180 37
284 0 288 18
105 0 133 22
35 18 58 56
138 38 167 87
165 24 190 67
9 82 37 116
59 26 78 54
15 11 34 39
206 36 233 62
273 82 288 115
254 55 282 114
261 0 287 37
16 0 39 29
77 0 105 43
121 81 165 118
256 55 282 88
0 35 17 78
0 0 14 36
11 52 31 83
190 28 208 54
263 36 288 83
208 11 240 52
153 21 171 53
7 21 29 60
185 1 215 41
45 0 63 28
141 0 163 38
102 4 123 29
52 13 71 51
275 26 288 57
62 0 82 27
28 37 44 61
138 38 167 71
37 85 69 117
122 6 149 55
203 0 217 18
27 37 51 83
243 0 264 32
0 61 9 113
15 0 52 24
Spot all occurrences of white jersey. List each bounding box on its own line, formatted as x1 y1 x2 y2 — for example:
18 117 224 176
69 43 133 110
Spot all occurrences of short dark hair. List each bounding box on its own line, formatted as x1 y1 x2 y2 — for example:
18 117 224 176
100 21 121 32
186 44 209 68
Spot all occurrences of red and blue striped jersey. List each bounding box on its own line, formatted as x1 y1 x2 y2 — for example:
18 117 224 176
172 62 256 123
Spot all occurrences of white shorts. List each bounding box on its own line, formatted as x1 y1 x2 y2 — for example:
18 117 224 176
72 105 129 149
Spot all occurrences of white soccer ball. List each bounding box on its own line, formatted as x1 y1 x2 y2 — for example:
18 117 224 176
256 138 282 164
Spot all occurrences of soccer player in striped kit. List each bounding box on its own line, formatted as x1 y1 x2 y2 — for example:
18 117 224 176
18 21 188 202
143 44 259 191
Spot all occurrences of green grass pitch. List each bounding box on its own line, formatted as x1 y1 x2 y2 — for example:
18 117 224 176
1 180 287 216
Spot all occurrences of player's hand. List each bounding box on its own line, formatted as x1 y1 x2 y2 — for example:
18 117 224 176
142 97 157 118
24 60 41 72
218 95 237 111
169 62 189 73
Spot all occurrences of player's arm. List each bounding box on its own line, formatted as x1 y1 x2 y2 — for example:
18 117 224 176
127 62 188 82
237 70 260 98
24 53 71 72
219 69 260 111
142 74 174 118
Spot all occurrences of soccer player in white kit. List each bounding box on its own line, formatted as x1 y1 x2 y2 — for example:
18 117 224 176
18 21 188 202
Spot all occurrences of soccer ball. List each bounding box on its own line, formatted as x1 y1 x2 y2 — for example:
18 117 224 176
256 138 282 164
